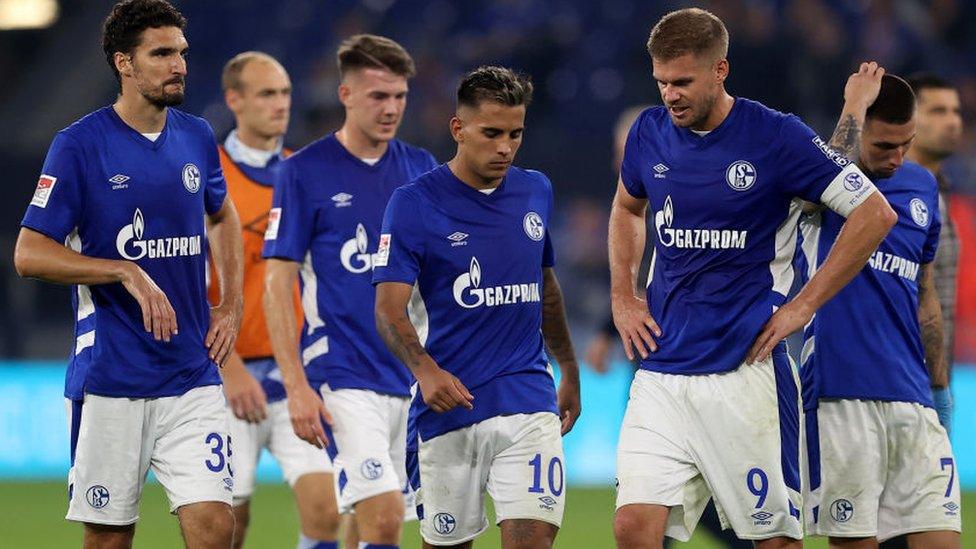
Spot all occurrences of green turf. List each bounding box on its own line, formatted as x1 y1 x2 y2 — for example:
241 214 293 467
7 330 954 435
0 483 971 547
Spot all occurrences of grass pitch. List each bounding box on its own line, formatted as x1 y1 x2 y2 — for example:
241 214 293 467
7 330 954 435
1 483 972 547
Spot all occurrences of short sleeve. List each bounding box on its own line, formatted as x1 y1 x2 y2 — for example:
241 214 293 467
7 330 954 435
21 132 86 242
542 175 556 267
262 158 314 262
371 188 424 285
203 123 227 215
776 115 877 217
620 112 647 199
922 192 942 264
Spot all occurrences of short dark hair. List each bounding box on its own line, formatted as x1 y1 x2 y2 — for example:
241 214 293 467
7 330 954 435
102 0 186 88
906 72 956 97
457 66 533 110
336 34 415 80
866 74 916 124
647 8 729 62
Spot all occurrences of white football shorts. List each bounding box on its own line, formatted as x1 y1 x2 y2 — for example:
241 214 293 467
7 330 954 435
416 412 565 546
616 353 804 541
805 398 961 540
66 385 233 525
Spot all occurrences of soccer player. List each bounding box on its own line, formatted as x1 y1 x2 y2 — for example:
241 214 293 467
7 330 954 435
609 9 896 548
374 66 582 549
213 51 339 549
906 73 964 433
13 1 243 547
799 66 961 548
262 35 437 549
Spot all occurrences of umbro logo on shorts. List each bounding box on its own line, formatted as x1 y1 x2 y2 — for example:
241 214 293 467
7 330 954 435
538 495 557 511
943 501 959 516
750 510 773 525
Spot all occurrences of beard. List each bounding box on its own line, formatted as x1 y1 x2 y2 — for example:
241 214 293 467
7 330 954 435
136 75 185 108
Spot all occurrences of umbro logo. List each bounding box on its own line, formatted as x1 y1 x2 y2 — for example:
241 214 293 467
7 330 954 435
653 163 669 178
944 502 959 515
447 231 469 247
109 174 130 190
538 495 557 510
331 192 353 207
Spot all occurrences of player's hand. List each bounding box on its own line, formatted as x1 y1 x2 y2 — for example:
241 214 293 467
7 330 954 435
843 61 885 113
611 291 662 361
287 383 332 449
556 375 581 435
416 360 474 413
746 299 814 364
584 334 612 374
207 299 242 367
221 353 268 423
120 261 178 342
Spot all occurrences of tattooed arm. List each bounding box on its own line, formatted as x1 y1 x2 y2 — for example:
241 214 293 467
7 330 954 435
542 267 581 434
375 281 473 413
801 62 887 216
918 263 949 388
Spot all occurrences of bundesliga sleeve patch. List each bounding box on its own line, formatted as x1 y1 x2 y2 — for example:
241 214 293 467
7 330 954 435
374 233 391 267
30 174 57 208
265 207 281 240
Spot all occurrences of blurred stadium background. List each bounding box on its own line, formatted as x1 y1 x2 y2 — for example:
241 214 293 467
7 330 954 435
0 0 974 547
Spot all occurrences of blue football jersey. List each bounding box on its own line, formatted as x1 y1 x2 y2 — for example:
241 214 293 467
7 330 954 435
620 99 877 375
262 134 437 397
21 106 227 399
372 164 559 441
799 161 941 407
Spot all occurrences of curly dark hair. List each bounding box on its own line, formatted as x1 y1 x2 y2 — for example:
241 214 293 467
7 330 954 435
457 66 533 109
101 0 186 89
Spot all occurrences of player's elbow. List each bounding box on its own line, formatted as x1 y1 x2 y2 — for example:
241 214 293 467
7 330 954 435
877 199 898 231
13 236 40 279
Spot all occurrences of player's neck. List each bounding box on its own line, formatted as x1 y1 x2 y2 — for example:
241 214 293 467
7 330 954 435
113 92 167 134
905 148 944 176
447 156 502 191
693 92 735 132
336 125 388 161
235 125 282 152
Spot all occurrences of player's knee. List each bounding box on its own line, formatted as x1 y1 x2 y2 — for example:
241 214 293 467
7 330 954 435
84 522 135 548
613 507 664 548
302 501 341 539
370 511 403 543
180 502 235 545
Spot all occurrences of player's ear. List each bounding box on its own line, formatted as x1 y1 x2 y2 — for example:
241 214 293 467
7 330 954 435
715 58 729 83
114 52 132 79
224 88 242 114
449 115 464 143
337 83 352 108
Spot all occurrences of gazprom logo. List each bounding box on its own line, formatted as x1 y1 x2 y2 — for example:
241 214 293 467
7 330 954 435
452 256 540 309
339 223 375 274
115 209 201 260
654 195 747 250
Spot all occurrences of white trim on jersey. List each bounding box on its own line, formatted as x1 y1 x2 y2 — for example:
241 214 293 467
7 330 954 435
300 251 325 335
769 199 803 298
799 210 823 367
819 164 877 218
75 331 95 355
302 336 329 366
407 284 429 346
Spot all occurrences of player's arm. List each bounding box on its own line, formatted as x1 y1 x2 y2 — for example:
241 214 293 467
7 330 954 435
205 198 244 366
541 267 581 435
748 192 896 362
801 63 885 216
14 226 178 341
264 258 332 448
918 262 952 432
608 177 662 360
375 281 473 413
